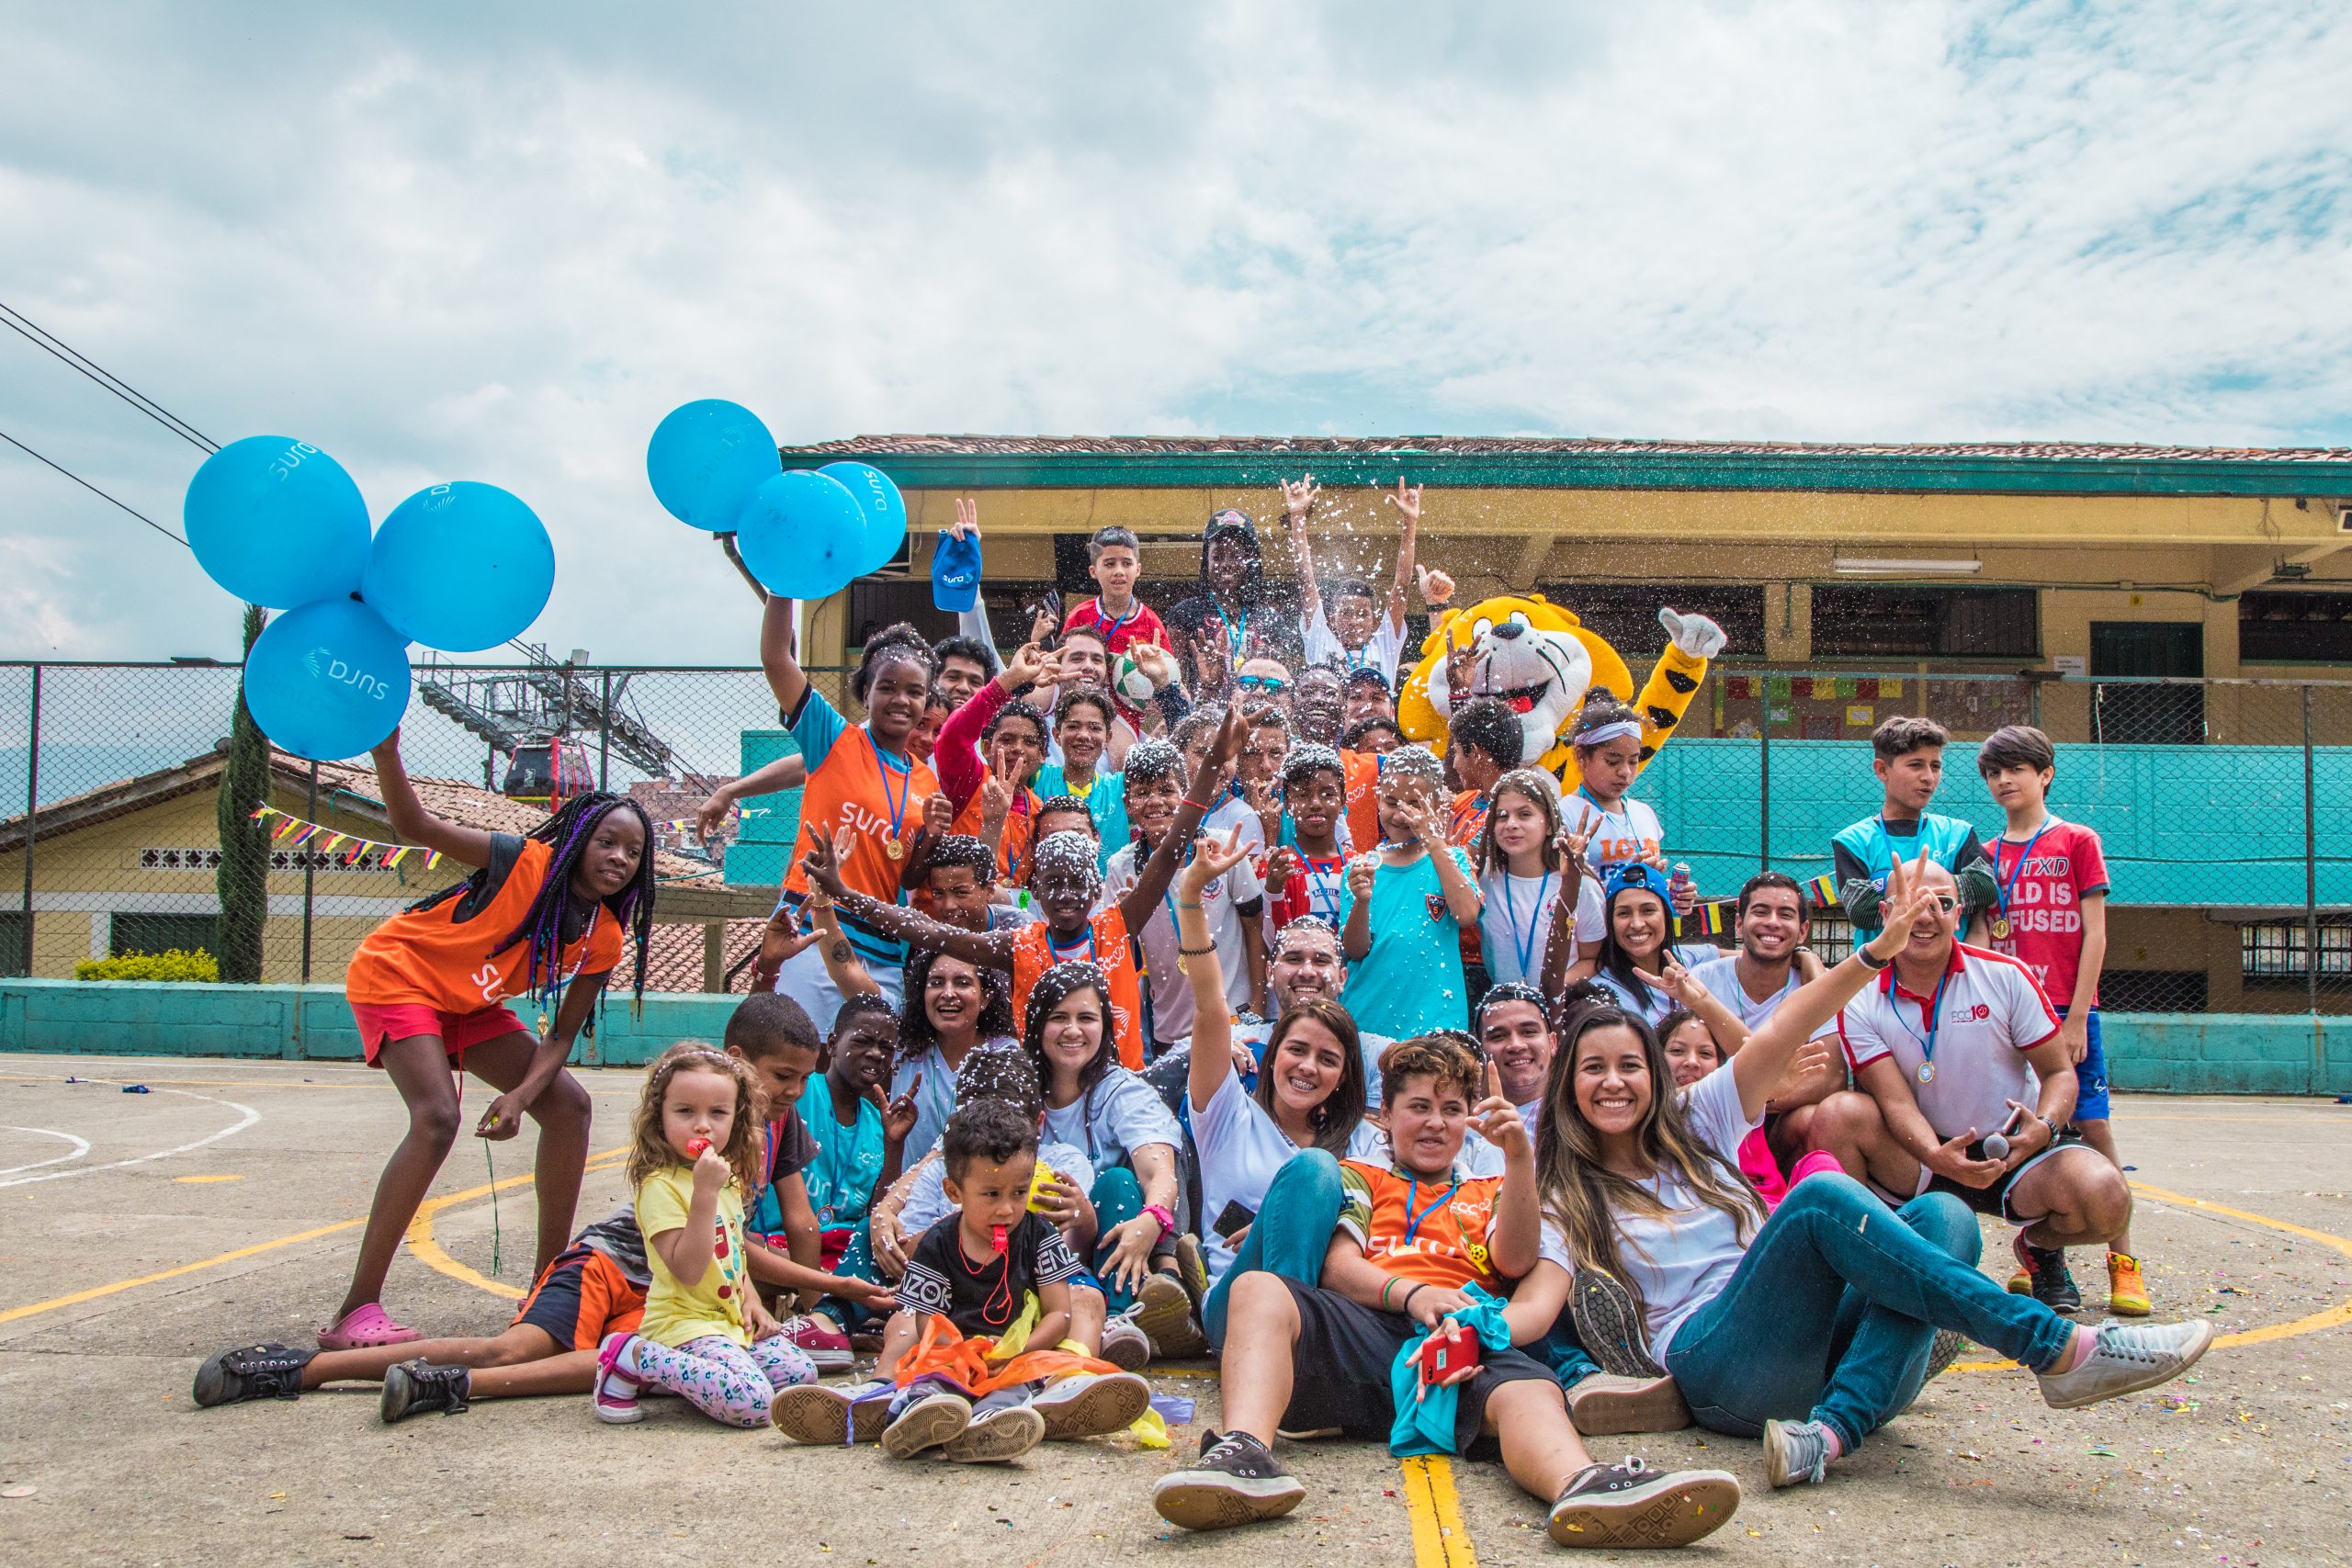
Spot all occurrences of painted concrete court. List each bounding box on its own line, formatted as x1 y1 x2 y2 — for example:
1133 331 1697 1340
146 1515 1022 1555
1 1055 2346 1566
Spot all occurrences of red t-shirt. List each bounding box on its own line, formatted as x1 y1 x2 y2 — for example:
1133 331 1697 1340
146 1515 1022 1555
1063 597 1169 658
1985 817 2109 1009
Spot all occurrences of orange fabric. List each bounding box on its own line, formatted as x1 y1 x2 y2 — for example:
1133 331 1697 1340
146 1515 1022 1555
345 838 623 1013
892 1313 1119 1395
1010 907 1145 1069
952 787 1041 884
781 726 938 904
1340 1159 1508 1293
1340 749 1381 853
511 1246 646 1351
1447 789 1489 849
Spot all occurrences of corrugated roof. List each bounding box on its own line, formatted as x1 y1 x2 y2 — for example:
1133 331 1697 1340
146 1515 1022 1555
786 434 2352 463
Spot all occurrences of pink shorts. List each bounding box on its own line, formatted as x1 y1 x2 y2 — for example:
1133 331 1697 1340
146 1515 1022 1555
350 1000 530 1066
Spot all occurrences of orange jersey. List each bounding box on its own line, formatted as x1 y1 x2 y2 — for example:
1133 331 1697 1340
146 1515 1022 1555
1010 906 1145 1070
952 787 1041 886
345 836 623 1013
1337 1159 1507 1292
1341 749 1381 853
781 723 938 908
1447 788 1489 849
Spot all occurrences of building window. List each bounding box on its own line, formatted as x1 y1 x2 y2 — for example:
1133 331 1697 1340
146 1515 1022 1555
2239 591 2352 663
2240 917 2352 980
111 913 218 958
1806 913 1854 966
1530 585 1769 660
1812 587 2039 659
2099 971 2211 1013
0 910 26 976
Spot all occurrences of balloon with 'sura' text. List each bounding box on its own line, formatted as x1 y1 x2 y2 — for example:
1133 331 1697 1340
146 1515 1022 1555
647 400 779 532
820 460 908 576
243 596 413 761
362 481 555 651
184 436 372 609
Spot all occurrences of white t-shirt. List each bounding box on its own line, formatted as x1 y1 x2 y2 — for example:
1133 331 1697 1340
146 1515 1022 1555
1042 1066 1185 1172
1106 839 1263 1044
1192 1069 1363 1283
1235 1013 1396 1106
889 1037 1021 1166
1537 1062 1762 1355
1591 970 1679 1027
1565 793 1665 879
1685 954 1836 1041
899 1138 1096 1241
1301 602 1408 685
1837 945 2061 1143
1477 867 1604 987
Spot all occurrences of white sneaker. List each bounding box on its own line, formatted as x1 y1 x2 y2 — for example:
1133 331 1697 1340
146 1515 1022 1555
881 1390 970 1458
1030 1371 1151 1439
1100 1312 1151 1371
2037 1320 2215 1410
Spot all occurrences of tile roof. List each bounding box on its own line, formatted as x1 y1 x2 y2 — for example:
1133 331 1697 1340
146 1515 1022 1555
785 434 2352 463
616 917 766 995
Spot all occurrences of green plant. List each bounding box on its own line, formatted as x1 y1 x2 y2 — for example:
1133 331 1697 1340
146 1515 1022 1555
74 948 220 984
215 604 270 984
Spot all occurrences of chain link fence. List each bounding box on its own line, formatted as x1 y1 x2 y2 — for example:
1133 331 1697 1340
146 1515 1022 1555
1 660 2346 1014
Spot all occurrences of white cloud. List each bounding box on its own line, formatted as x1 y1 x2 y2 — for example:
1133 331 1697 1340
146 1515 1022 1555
0 0 2347 673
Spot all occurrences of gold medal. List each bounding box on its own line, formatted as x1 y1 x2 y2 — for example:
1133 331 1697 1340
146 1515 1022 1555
885 838 905 862
1176 955 1189 976
1917 1061 1935 1086
1988 915 2012 941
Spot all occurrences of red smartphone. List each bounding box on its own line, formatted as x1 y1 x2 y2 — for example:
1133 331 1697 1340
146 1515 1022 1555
1417 1319 1481 1388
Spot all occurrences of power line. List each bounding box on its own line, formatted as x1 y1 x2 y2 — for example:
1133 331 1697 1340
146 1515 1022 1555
0 300 218 454
0 425 189 547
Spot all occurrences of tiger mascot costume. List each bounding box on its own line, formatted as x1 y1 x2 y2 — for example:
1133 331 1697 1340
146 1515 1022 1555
1396 595 1726 790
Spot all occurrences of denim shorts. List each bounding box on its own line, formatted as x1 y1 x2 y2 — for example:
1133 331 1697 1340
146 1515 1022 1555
2058 1007 2109 1122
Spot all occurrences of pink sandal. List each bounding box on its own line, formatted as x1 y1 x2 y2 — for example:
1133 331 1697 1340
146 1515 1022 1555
318 1303 422 1350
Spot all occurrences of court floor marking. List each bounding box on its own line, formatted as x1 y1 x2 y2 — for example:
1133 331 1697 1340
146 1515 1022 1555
401 1150 628 1302
0 1126 91 1177
0 1078 260 1189
1400 1454 1477 1567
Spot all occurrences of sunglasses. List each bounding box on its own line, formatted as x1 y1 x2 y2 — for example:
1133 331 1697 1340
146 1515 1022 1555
1928 894 1959 912
1236 674 1290 691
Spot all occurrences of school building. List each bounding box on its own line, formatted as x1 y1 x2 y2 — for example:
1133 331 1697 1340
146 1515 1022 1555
783 435 2352 1021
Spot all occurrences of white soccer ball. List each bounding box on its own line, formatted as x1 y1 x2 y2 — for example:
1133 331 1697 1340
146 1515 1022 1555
1112 650 1156 705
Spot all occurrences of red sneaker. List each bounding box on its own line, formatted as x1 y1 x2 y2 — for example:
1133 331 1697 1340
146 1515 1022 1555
783 1314 854 1371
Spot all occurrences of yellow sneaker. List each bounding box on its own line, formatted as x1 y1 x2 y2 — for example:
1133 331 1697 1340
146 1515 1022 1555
2107 1251 2152 1316
2006 1233 2032 1295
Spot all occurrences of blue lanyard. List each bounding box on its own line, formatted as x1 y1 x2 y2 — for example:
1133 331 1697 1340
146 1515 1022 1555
1994 818 2055 917
1402 1175 1462 1243
869 730 911 841
1894 967 1952 1070
1097 599 1140 646
1302 853 1346 926
1502 869 1552 979
1046 925 1097 966
1216 599 1249 664
1577 788 1635 856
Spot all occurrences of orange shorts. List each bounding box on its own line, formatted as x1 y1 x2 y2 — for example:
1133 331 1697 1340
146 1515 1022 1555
510 1245 646 1352
349 999 529 1066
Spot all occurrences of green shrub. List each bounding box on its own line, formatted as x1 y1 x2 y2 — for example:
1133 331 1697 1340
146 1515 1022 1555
74 948 220 983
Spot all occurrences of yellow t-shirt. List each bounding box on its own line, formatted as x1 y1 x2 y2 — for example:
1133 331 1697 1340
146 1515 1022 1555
634 1166 751 1348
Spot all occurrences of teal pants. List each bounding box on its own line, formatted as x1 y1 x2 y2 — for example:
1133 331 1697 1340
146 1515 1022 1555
1091 1168 1150 1314
1203 1150 1346 1348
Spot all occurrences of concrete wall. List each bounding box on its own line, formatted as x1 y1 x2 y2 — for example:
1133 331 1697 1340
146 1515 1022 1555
4 978 2346 1095
0 979 739 1070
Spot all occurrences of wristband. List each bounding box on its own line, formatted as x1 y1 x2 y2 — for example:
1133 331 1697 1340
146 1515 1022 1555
1142 1203 1176 1238
1400 1283 1428 1316
1182 795 1216 810
1856 942 1894 971
1179 943 1216 957
1380 1276 1399 1309
1175 899 1203 909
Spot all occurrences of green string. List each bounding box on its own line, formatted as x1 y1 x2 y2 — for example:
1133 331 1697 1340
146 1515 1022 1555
483 1136 502 1278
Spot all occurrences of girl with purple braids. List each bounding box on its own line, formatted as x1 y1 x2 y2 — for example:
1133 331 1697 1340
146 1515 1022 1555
327 729 658 1350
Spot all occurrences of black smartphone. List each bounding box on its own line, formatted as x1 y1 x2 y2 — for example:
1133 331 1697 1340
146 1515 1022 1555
1023 588 1063 651
1211 1200 1256 1242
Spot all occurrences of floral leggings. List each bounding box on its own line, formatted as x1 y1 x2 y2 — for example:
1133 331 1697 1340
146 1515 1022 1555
627 1333 816 1427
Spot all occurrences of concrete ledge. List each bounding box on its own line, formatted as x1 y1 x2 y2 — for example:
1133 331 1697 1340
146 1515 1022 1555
2 981 2346 1094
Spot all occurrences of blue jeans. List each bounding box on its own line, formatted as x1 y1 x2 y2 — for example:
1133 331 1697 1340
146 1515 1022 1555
1203 1150 1345 1348
1664 1175 2075 1454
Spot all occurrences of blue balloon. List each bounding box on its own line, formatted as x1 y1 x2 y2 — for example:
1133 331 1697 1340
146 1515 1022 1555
733 470 865 599
821 460 909 576
647 400 777 531
183 435 371 609
361 482 555 652
243 597 412 761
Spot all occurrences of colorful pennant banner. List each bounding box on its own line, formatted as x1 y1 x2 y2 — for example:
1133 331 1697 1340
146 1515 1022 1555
246 805 444 870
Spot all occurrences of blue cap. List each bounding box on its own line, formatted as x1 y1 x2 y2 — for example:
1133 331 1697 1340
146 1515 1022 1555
932 529 982 612
1603 861 1669 903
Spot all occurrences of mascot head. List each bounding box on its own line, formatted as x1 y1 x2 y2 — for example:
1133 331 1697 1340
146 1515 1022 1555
1397 594 1635 772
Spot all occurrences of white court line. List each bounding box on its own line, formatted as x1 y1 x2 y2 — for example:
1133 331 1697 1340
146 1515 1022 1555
0 1126 93 1176
0 1083 260 1189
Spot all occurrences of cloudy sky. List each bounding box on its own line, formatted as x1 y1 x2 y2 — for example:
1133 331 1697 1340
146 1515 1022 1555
4 0 2349 666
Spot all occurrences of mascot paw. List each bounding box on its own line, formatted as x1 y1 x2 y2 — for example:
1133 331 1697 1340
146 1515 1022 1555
1659 607 1727 660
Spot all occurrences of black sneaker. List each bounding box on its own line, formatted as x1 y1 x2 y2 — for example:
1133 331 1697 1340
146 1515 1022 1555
2012 1237 2083 1314
1547 1457 1740 1549
380 1360 471 1424
1926 1327 1968 1381
1151 1429 1307 1531
1569 1269 1664 1378
192 1342 314 1407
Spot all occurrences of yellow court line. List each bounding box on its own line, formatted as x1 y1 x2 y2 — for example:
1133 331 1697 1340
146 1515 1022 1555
0 1148 624 1325
1950 1178 2352 1372
401 1150 627 1302
1400 1454 1476 1568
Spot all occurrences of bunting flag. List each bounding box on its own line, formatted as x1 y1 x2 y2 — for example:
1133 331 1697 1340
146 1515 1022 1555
246 805 444 870
649 817 708 841
1679 898 1736 939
